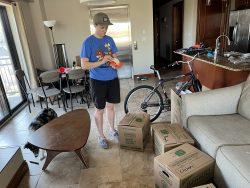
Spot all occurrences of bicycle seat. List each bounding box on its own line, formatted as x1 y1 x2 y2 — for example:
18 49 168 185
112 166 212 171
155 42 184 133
150 65 156 70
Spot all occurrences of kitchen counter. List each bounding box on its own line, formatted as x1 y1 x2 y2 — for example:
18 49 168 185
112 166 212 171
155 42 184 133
175 51 250 71
175 51 250 89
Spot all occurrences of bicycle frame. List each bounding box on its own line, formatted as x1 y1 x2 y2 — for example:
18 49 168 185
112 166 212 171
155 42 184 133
147 53 201 108
125 53 203 122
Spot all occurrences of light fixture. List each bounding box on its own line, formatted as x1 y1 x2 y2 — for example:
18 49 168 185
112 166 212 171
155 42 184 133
43 20 56 44
43 20 56 28
43 20 58 68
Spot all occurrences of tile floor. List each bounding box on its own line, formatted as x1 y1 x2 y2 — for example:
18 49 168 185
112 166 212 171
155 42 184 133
0 71 180 188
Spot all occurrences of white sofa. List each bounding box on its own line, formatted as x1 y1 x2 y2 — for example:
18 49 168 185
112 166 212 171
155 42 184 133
181 74 250 188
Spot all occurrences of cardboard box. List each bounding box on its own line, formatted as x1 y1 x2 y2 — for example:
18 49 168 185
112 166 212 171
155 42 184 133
154 143 215 188
193 183 216 188
118 113 150 151
171 89 182 124
152 122 194 156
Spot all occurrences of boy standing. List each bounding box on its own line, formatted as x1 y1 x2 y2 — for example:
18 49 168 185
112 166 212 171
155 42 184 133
81 12 120 149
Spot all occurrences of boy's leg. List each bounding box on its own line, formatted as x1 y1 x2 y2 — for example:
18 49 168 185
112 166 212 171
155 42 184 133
94 108 105 138
106 78 120 140
90 79 108 148
106 78 120 131
106 102 115 132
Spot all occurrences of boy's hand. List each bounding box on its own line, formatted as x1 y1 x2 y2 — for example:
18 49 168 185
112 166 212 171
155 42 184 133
101 55 112 64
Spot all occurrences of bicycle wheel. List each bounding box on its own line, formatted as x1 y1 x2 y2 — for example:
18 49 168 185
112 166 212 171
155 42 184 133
124 85 163 122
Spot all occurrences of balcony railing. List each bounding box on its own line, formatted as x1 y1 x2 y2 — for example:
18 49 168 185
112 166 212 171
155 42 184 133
0 57 20 96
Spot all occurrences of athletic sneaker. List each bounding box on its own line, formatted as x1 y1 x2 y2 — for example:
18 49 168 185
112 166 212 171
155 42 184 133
98 137 109 149
110 130 119 141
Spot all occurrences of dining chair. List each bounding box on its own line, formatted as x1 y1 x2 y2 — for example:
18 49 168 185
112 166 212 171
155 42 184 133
63 69 90 111
15 69 47 113
38 70 62 109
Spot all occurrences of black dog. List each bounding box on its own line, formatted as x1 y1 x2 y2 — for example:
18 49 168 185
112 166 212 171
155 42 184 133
24 108 57 157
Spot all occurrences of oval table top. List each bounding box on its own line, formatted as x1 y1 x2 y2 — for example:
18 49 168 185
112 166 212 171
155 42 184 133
28 109 90 152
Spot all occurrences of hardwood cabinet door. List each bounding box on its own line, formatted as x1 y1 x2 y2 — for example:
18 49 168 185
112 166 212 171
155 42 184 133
196 0 230 49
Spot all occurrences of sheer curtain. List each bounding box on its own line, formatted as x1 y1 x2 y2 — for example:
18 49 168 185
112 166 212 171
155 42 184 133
11 1 38 88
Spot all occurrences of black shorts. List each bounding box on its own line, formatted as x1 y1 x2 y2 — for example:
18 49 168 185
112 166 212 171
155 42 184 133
90 77 120 109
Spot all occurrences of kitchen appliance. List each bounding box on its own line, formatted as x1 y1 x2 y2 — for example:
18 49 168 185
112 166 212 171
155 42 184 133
229 9 250 53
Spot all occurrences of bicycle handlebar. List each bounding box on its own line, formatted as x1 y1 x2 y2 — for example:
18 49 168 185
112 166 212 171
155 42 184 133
169 53 200 67
150 65 155 71
150 65 161 80
151 53 202 80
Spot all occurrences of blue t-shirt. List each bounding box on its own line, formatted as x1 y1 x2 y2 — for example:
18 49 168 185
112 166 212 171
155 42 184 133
80 35 118 81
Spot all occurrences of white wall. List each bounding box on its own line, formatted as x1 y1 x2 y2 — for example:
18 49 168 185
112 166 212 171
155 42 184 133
28 0 55 70
183 0 198 48
26 0 154 75
118 0 154 75
43 0 90 69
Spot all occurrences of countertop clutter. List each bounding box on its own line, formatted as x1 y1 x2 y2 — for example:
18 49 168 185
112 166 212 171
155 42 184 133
175 51 250 71
175 48 250 89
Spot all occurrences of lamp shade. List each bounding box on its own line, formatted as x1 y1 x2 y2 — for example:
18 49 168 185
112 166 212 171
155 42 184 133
43 20 56 28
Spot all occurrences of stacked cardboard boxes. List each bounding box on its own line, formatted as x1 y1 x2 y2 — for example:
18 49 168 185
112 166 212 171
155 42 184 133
154 143 215 188
118 112 150 151
152 122 194 156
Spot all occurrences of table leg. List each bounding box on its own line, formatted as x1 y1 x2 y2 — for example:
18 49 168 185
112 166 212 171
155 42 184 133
42 150 61 170
75 149 88 168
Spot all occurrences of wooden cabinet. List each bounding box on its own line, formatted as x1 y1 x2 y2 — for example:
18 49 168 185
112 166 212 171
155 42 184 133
181 56 250 89
196 0 229 49
235 0 250 10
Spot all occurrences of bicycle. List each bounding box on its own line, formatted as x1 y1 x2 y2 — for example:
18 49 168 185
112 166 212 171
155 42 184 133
124 53 202 122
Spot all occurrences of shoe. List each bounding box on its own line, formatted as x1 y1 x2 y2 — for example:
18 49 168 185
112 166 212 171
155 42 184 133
110 130 119 141
98 137 109 149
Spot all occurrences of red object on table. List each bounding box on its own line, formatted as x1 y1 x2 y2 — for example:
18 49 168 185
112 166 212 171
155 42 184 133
59 67 65 73
58 67 71 74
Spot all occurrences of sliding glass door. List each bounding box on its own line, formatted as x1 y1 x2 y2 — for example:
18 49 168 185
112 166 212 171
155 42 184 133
0 75 10 123
0 6 25 125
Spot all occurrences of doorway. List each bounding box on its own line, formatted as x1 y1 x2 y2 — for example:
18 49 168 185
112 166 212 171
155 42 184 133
0 6 25 125
89 5 133 79
153 0 184 69
172 1 183 61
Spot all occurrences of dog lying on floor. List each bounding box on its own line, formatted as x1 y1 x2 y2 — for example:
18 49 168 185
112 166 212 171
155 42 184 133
24 108 57 158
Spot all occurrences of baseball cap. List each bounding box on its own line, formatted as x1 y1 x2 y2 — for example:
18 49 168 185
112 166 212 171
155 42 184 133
93 12 113 25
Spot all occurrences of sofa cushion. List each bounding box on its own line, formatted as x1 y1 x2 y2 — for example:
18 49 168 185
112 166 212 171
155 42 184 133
238 74 250 120
188 114 250 157
214 145 250 188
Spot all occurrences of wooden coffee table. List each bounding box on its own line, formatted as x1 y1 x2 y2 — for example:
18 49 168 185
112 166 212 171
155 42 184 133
28 109 90 170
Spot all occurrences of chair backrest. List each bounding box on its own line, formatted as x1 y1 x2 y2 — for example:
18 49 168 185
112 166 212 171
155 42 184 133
67 69 85 80
40 70 60 83
15 69 31 92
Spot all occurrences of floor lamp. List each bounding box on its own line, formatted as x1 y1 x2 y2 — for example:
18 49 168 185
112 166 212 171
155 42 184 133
43 20 58 68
